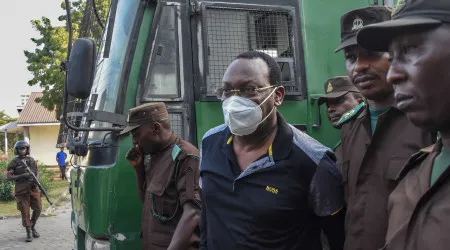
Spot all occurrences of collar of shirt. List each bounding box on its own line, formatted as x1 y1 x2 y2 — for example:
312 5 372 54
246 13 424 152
357 104 403 136
150 132 178 156
221 112 293 184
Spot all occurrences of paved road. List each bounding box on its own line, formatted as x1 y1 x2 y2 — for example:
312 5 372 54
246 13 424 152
0 200 73 250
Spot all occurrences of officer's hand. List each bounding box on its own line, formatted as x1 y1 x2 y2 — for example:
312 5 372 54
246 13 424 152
20 173 31 179
126 145 143 169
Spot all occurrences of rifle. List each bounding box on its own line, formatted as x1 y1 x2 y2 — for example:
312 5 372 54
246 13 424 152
16 159 53 205
24 166 53 205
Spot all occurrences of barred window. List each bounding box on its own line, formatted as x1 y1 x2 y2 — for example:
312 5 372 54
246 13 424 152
204 6 299 96
168 113 184 138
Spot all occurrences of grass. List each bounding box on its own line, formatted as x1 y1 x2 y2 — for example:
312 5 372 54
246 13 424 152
0 178 70 217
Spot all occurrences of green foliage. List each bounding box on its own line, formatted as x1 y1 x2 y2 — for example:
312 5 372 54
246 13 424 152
0 160 53 201
37 162 53 192
0 161 14 201
24 0 110 116
0 111 16 126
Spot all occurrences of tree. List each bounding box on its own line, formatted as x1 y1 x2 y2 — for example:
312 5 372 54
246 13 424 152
24 0 109 117
0 111 16 126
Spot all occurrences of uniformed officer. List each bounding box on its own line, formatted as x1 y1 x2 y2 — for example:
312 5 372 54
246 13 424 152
357 0 450 249
122 102 201 250
318 76 363 167
319 76 363 129
6 140 41 242
334 6 435 250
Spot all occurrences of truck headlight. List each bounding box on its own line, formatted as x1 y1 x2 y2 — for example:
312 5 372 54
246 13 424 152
85 234 110 250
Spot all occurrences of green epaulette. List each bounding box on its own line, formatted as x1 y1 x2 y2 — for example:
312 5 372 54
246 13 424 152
172 144 182 161
336 102 365 127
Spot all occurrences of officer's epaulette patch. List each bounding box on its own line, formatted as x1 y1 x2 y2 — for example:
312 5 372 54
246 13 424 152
336 102 365 127
172 144 182 161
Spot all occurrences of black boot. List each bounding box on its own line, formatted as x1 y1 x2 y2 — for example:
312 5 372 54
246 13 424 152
26 227 32 242
31 225 40 238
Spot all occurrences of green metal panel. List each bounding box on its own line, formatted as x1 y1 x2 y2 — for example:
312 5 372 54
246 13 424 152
107 139 143 249
194 101 222 145
73 147 144 244
299 0 367 147
299 0 368 95
71 166 114 236
82 167 113 235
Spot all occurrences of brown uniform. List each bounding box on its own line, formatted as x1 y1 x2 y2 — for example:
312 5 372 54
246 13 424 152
339 105 434 250
334 142 343 173
381 140 449 250
137 134 201 250
7 156 42 228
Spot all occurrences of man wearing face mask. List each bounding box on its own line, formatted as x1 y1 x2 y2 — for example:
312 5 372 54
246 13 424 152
334 6 436 250
122 102 201 250
199 51 345 250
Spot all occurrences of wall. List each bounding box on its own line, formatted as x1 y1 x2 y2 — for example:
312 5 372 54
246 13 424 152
28 125 59 166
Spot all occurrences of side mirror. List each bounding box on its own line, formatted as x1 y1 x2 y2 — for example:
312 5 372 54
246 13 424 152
67 38 96 99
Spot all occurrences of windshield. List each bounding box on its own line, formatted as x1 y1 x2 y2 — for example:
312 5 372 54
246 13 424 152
87 0 140 141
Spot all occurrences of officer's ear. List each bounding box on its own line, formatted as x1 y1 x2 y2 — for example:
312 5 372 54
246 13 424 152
152 122 161 135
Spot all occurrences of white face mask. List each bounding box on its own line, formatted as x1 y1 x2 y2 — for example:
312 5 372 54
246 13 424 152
222 87 277 136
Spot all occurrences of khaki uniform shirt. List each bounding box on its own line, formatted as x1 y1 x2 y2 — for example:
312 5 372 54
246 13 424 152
339 106 435 250
382 140 450 250
141 135 201 250
7 156 38 195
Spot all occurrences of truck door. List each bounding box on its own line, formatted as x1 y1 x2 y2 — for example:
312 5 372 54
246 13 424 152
137 1 197 144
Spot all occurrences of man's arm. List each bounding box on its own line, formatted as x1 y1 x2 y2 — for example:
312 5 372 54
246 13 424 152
168 156 201 250
168 202 201 250
6 161 29 181
199 189 207 250
309 152 345 250
320 208 345 250
7 170 29 181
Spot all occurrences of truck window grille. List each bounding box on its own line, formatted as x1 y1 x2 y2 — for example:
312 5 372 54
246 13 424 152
168 113 184 138
204 6 298 96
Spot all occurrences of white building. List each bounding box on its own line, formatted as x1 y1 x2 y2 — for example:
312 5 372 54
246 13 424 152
17 93 30 115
